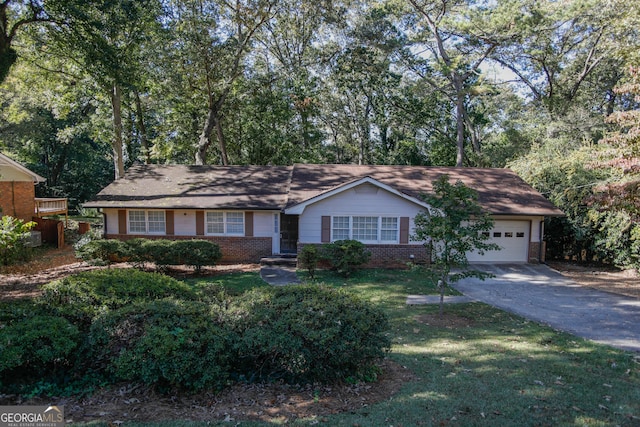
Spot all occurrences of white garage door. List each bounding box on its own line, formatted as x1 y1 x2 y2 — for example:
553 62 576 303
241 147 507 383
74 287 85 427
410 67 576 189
467 220 530 263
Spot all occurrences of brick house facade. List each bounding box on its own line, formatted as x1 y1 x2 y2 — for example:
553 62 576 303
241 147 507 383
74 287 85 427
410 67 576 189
0 153 45 222
0 181 36 222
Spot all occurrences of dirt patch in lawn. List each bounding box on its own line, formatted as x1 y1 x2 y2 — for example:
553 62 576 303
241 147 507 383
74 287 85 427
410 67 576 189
0 245 260 301
547 261 640 299
2 359 416 424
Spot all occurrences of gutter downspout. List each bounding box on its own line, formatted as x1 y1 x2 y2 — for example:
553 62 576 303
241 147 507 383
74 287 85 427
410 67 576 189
539 220 545 263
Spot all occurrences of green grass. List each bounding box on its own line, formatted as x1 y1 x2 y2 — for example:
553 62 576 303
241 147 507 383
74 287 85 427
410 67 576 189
66 268 640 426
182 271 269 295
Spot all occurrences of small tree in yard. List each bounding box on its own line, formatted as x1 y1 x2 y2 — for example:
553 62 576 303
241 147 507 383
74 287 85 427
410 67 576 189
413 175 500 316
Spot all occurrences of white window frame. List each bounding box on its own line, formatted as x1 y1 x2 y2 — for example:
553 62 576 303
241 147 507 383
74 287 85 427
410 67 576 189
331 215 399 244
205 211 245 236
380 217 399 242
128 210 166 235
332 216 350 241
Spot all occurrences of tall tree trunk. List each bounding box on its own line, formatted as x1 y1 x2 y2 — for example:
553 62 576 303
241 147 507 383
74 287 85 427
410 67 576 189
110 83 126 179
454 77 465 167
196 107 216 165
214 115 229 165
134 90 150 164
196 105 230 165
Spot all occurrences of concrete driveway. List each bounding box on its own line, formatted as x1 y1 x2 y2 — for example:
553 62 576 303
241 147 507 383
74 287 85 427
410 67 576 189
452 264 640 353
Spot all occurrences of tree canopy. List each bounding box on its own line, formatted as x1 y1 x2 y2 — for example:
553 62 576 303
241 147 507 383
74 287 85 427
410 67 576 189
1 0 639 268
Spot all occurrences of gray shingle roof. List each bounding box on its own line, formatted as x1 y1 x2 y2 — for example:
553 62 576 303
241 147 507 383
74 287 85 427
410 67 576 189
85 163 563 217
84 165 293 210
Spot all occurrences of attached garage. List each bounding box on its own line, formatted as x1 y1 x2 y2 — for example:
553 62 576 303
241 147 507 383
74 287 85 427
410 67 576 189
467 220 532 263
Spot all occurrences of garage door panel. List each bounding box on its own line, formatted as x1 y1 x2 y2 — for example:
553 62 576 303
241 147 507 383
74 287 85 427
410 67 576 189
467 221 529 263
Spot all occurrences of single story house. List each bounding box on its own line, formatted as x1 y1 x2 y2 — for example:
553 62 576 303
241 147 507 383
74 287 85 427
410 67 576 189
84 163 564 265
0 152 46 222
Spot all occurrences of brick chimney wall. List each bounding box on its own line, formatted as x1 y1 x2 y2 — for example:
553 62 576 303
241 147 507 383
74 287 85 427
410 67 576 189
0 181 36 222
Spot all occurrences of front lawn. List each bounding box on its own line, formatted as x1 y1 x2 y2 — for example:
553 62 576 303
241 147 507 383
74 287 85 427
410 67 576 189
3 267 638 426
153 269 640 426
187 269 640 426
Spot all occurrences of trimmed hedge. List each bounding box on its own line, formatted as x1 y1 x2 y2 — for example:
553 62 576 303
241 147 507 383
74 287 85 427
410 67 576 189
0 315 80 380
39 269 198 327
298 245 319 279
322 239 372 277
87 299 234 392
75 238 222 272
231 285 390 383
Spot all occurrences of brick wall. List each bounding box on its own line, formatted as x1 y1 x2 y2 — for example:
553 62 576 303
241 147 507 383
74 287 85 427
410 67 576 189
528 241 542 263
298 243 430 268
527 242 547 264
0 181 35 222
105 234 272 263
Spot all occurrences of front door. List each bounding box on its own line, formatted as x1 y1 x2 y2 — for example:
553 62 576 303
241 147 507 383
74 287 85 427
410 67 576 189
280 214 299 254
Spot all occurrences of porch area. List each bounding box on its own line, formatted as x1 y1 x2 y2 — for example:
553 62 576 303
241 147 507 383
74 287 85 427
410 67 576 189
35 198 68 227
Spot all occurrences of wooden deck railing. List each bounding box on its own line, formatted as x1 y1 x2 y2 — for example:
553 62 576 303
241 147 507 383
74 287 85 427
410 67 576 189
35 198 68 227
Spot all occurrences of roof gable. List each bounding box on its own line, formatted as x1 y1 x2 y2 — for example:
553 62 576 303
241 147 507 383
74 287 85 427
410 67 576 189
0 153 45 183
287 164 564 217
285 176 431 214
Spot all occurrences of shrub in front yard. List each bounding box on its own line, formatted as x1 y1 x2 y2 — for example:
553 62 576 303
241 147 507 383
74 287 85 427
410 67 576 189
0 315 80 383
298 244 319 279
39 269 197 328
75 238 222 272
231 285 390 383
173 239 223 273
75 236 128 265
322 239 371 277
5 270 391 395
86 299 235 392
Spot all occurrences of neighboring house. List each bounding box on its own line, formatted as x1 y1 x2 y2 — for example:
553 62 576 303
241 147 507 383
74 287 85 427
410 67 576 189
0 152 69 226
0 152 46 222
84 163 564 265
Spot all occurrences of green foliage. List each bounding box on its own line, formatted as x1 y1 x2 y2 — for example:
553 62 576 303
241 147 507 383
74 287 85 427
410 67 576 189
5 268 390 394
39 269 197 328
0 315 80 379
321 239 371 277
74 238 222 271
587 210 640 268
172 240 222 273
87 299 234 392
231 285 390 384
74 235 128 265
509 142 640 268
298 245 319 279
413 175 498 315
0 216 36 265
